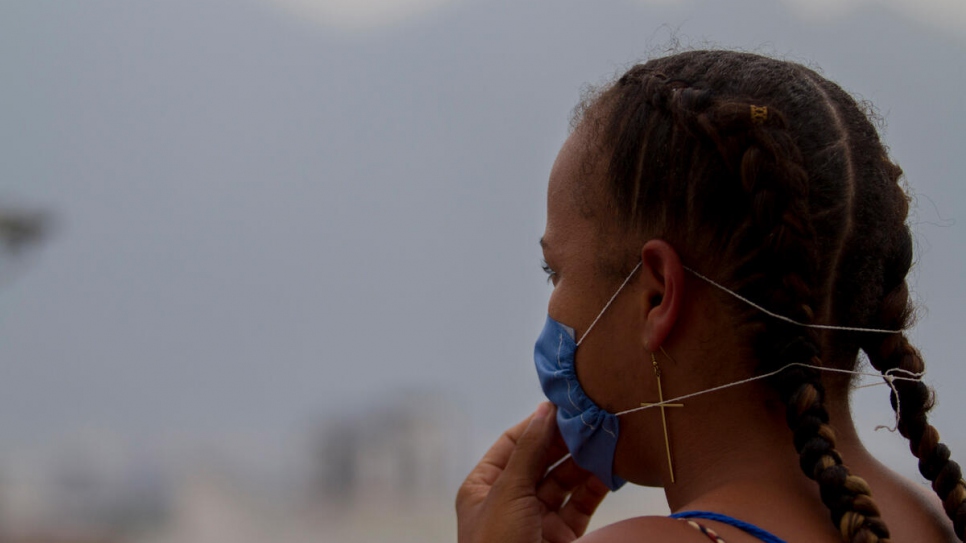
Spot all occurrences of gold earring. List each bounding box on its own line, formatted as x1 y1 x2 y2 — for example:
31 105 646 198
640 351 683 483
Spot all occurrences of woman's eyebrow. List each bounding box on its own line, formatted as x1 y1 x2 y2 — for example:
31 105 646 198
539 237 549 250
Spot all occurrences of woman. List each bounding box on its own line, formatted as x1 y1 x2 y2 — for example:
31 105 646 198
456 51 965 542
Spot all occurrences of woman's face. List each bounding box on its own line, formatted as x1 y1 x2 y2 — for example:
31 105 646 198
541 129 670 486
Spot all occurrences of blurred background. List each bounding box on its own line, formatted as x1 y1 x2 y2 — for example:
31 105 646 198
0 0 964 541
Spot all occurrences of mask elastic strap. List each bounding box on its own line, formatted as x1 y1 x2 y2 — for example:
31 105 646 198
543 363 922 477
613 362 924 433
684 266 902 334
576 261 643 347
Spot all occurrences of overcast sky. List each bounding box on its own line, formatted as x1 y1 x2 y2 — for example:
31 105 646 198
0 0 964 481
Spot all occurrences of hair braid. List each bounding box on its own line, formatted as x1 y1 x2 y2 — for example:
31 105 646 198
858 228 966 539
687 96 892 543
806 73 966 540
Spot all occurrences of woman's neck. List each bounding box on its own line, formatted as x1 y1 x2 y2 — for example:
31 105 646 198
646 382 848 540
661 381 813 508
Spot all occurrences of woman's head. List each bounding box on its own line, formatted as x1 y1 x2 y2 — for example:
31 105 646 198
571 51 907 365
546 50 966 542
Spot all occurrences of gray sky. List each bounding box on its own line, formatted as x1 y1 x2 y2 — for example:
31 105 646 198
0 0 964 478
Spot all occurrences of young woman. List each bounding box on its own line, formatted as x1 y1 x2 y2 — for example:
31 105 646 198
456 51 965 542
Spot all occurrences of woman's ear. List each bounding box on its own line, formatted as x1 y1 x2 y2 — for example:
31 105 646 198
638 239 684 351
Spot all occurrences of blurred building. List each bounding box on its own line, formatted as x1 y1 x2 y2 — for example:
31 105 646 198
0 432 166 543
314 390 469 510
0 390 470 543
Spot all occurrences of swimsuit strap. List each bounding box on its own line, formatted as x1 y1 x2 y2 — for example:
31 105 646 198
670 511 788 543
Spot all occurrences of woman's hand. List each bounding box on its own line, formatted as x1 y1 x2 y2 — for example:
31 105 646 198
456 402 610 543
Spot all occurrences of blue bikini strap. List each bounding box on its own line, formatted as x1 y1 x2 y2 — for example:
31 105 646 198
670 511 787 543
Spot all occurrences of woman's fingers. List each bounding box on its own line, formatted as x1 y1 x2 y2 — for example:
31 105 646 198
498 402 557 491
557 476 610 537
539 475 609 543
545 430 570 468
456 403 605 543
460 403 568 500
536 457 592 511
535 456 609 541
465 412 537 489
457 404 558 543
457 403 602 543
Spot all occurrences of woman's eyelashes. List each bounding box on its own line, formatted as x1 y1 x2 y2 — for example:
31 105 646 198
541 260 557 284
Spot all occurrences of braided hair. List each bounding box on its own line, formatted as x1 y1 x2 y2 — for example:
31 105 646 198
578 51 966 542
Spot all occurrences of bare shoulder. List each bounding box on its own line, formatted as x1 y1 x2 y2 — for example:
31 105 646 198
856 453 959 541
576 516 706 543
887 471 959 540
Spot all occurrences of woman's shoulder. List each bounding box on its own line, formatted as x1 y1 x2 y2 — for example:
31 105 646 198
576 516 711 542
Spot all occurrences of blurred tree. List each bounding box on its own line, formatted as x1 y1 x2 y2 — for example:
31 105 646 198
0 209 48 255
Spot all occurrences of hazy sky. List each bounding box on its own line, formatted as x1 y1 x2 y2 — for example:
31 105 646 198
1 0 964 478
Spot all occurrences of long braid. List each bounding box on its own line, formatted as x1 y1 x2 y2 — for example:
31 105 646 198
859 172 966 537
805 73 966 540
591 53 895 542
664 85 891 543
865 296 966 538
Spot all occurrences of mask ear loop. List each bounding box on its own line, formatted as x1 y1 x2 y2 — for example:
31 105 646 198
676 266 913 431
576 261 643 347
613 362 925 434
683 266 902 334
575 262 916 430
579 262 901 340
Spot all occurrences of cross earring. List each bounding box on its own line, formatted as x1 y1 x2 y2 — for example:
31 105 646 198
640 351 683 483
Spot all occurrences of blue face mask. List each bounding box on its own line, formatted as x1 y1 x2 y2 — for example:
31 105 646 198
534 315 625 490
533 263 641 491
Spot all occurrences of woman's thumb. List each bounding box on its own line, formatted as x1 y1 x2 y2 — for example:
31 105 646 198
501 402 556 490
